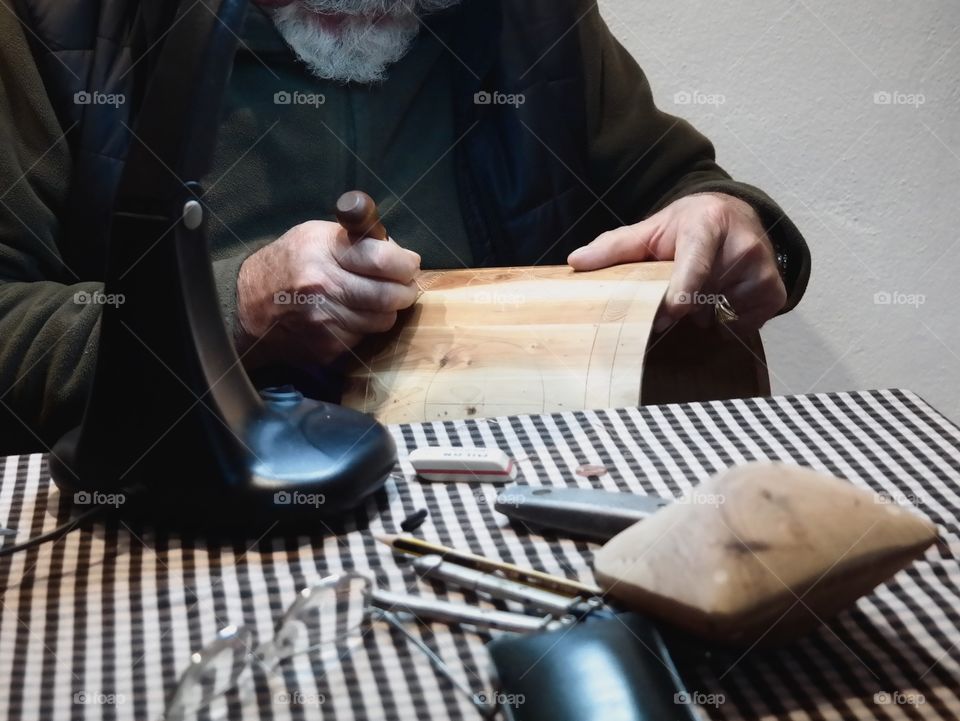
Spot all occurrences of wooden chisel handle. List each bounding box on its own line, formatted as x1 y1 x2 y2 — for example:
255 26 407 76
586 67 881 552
335 190 388 241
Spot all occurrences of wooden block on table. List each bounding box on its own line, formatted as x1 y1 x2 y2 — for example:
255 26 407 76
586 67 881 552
593 462 939 646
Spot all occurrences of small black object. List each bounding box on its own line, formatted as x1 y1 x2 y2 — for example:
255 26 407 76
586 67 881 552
48 0 396 532
400 509 429 532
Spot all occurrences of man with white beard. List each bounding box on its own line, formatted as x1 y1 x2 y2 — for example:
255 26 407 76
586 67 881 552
0 0 809 448
268 0 463 83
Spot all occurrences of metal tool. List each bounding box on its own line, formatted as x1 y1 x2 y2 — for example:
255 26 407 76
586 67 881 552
494 484 671 542
414 554 604 618
371 588 566 634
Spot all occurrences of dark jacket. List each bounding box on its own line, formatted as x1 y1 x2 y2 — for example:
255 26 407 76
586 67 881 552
0 0 810 449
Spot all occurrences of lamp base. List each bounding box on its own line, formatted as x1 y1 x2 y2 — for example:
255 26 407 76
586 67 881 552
50 387 397 533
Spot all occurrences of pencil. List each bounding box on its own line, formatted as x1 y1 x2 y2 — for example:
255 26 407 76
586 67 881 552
375 533 602 597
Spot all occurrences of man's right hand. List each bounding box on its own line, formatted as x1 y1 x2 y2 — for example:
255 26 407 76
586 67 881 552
235 220 421 369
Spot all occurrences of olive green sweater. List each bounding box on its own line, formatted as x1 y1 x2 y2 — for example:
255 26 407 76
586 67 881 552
0 6 809 452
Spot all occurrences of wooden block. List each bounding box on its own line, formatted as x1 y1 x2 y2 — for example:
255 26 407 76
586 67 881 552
593 462 939 646
341 263 672 423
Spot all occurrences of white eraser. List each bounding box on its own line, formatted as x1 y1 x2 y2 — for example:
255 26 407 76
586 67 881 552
408 446 518 483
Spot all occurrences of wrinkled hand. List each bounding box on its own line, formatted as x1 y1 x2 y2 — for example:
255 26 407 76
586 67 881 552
235 220 420 368
567 193 786 333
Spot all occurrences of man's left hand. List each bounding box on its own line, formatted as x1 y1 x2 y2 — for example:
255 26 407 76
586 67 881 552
567 193 786 333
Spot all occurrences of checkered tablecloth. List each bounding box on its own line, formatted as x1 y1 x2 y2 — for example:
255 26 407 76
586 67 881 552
0 389 958 720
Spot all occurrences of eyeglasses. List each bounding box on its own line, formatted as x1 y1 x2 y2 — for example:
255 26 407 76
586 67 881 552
164 572 494 720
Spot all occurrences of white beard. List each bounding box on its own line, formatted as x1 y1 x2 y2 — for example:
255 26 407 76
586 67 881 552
270 0 462 84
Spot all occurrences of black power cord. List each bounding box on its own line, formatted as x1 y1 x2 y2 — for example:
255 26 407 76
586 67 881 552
0 505 110 558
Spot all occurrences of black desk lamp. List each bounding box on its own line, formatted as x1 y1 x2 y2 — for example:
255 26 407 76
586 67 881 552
50 0 397 531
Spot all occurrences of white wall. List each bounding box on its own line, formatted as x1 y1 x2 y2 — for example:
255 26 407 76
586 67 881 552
601 0 960 421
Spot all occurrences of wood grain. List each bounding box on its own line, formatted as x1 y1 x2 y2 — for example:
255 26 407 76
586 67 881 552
341 262 672 423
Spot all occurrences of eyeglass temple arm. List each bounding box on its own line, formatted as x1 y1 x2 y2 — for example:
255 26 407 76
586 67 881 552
371 608 495 716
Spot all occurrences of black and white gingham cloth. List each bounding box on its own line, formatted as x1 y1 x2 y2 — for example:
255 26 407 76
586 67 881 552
0 389 958 720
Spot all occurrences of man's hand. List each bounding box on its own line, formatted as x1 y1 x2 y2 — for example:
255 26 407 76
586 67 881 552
235 220 420 368
567 193 786 333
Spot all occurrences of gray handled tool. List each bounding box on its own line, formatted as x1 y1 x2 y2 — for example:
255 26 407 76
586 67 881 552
494 484 671 541
413 554 603 617
371 588 565 634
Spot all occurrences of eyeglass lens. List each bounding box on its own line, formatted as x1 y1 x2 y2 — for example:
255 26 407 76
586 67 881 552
266 573 372 664
165 626 255 720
